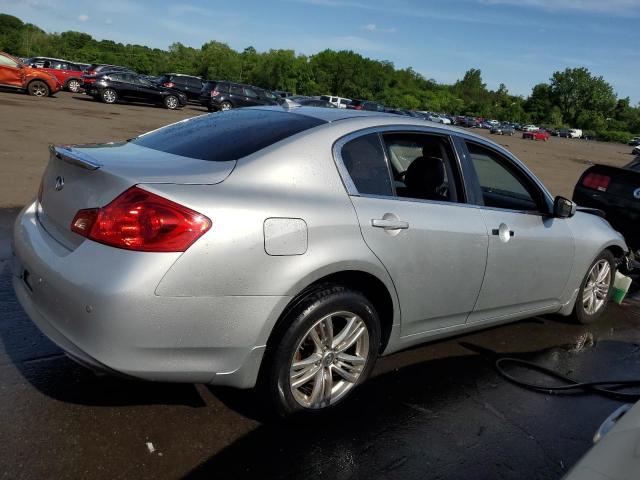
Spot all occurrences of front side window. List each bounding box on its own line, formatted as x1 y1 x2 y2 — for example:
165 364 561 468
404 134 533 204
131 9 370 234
340 134 393 196
466 142 541 212
0 54 18 67
244 87 259 98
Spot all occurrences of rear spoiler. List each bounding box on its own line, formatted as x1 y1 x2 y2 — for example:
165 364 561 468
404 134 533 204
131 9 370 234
49 145 101 171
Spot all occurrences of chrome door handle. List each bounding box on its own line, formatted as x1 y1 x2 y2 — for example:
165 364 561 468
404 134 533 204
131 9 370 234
372 219 409 230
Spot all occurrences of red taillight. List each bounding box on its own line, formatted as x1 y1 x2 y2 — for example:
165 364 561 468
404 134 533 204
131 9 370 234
70 187 211 252
163 82 175 88
210 89 220 97
582 172 611 192
353 105 363 110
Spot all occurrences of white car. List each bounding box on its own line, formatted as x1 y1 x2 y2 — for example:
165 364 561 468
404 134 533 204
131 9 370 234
523 125 539 132
423 113 451 124
568 129 583 139
564 402 640 479
319 95 351 109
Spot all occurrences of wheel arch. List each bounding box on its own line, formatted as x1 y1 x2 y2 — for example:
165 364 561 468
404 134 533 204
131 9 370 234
265 269 398 357
63 77 82 88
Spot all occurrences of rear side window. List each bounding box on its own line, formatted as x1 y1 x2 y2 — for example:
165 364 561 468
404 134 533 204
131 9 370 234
133 109 326 161
340 134 393 196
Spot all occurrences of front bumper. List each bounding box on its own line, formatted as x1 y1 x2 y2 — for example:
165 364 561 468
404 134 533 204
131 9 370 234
12 202 287 388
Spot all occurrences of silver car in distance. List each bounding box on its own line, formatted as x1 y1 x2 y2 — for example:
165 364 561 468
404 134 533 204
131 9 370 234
12 107 627 416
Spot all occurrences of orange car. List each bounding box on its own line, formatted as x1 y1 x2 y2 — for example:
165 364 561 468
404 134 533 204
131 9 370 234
0 51 62 97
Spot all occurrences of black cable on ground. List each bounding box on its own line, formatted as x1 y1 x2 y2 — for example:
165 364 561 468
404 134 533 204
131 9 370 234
495 357 640 401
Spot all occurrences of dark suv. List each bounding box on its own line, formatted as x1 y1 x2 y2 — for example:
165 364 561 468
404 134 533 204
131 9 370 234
156 74 202 102
199 80 279 111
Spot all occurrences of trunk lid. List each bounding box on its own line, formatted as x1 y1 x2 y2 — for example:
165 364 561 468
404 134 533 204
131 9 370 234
38 142 235 249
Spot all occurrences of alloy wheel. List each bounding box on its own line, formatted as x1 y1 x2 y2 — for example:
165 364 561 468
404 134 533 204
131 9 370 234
166 96 178 109
103 90 116 103
289 311 369 409
68 80 80 93
583 259 611 315
32 84 48 97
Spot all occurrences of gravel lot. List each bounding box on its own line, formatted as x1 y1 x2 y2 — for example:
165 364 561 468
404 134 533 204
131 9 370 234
0 90 635 207
1 89 640 479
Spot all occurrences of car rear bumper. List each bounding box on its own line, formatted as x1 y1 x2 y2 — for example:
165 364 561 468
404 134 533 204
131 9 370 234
12 202 286 388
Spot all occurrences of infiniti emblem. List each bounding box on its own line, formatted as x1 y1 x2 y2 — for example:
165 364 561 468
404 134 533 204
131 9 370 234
54 176 65 191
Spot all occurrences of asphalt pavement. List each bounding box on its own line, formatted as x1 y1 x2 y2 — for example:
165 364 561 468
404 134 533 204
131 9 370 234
1 207 640 480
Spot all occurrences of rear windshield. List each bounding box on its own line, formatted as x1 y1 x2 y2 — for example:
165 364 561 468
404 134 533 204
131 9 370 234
132 109 326 161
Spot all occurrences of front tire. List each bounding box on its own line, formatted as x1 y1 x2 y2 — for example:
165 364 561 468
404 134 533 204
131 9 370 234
573 250 615 324
264 285 380 417
101 88 117 104
220 101 232 111
27 80 49 97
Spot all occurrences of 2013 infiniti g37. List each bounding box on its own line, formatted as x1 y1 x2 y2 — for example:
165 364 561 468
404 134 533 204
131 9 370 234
12 107 628 416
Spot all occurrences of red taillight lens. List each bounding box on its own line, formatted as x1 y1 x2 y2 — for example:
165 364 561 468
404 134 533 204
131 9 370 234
582 172 611 192
70 187 211 252
210 89 220 97
163 82 175 87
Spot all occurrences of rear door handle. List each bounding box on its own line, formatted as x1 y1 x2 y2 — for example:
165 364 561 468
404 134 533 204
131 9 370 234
372 219 409 230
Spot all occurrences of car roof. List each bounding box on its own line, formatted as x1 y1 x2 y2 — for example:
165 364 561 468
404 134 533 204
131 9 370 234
244 106 487 140
163 73 202 79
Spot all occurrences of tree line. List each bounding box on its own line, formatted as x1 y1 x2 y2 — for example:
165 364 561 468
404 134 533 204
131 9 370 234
1 13 638 141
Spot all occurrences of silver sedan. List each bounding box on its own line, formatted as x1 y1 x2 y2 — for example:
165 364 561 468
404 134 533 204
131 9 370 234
12 106 627 416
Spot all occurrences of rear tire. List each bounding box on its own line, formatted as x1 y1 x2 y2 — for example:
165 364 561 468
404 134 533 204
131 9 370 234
27 80 49 97
163 95 180 110
573 250 616 324
263 285 380 418
101 88 117 104
220 101 232 111
67 79 81 93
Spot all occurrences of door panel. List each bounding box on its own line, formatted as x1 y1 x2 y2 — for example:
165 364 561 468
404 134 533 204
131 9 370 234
353 197 488 334
0 55 24 87
467 210 574 322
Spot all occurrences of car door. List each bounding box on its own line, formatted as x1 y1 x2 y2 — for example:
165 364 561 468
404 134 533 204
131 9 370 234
462 140 575 323
0 53 25 87
112 73 139 100
132 76 161 104
229 84 247 106
243 86 262 106
185 78 202 101
336 129 489 335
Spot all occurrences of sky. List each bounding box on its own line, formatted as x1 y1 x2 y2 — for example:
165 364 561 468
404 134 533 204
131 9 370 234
1 0 639 102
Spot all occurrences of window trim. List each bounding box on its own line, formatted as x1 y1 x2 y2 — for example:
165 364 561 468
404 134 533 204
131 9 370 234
461 139 554 216
332 125 472 206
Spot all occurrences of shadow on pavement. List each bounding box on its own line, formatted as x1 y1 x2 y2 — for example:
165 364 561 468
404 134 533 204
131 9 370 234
190 340 640 480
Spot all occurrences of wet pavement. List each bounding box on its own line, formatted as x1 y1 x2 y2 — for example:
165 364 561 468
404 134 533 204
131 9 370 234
1 207 640 480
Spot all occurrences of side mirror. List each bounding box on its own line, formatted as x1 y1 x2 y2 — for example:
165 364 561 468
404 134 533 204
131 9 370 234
553 196 576 218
